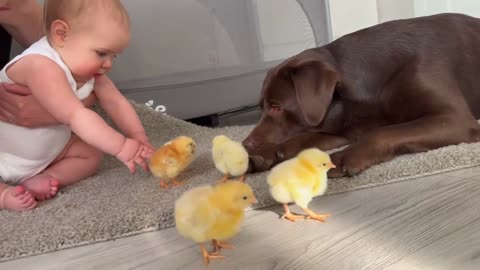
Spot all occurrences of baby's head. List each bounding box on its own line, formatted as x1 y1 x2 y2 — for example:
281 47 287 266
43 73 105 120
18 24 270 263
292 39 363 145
43 0 130 82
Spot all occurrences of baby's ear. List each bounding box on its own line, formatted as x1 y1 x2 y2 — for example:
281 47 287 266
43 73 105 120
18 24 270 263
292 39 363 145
50 19 70 46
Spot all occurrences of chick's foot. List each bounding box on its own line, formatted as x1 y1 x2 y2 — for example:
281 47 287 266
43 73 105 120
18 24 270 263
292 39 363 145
200 243 225 266
171 178 184 187
281 204 305 222
159 179 170 189
302 207 331 223
211 239 234 255
217 175 229 184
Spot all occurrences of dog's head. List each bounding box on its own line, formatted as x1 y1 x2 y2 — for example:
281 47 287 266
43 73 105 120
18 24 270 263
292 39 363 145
243 49 339 171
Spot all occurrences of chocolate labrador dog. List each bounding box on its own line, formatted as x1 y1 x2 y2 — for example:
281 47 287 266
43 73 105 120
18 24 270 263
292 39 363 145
242 13 480 177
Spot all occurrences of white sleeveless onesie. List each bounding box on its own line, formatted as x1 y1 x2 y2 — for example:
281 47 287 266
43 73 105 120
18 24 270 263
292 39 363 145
0 36 95 184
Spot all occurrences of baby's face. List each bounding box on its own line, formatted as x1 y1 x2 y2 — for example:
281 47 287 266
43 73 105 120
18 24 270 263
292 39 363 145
59 18 130 83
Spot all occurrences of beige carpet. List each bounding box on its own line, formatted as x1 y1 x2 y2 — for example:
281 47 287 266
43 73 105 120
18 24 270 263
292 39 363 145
1 103 480 262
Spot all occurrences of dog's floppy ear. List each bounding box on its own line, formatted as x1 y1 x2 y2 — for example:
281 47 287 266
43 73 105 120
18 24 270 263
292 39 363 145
286 50 339 126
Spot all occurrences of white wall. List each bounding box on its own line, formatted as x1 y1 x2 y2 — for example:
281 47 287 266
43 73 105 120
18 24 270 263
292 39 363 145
327 0 480 41
328 0 379 40
377 0 415 22
414 0 480 17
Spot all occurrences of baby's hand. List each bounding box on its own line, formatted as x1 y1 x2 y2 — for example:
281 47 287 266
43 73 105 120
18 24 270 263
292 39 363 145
131 131 155 155
116 138 151 173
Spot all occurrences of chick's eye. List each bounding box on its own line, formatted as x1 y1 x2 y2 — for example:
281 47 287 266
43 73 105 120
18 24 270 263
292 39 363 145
323 163 327 166
243 196 248 200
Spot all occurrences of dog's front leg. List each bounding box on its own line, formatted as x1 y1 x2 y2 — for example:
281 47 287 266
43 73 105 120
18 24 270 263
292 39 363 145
328 115 480 178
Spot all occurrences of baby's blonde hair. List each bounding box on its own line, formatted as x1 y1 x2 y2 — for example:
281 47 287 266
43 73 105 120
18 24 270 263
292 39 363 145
44 0 130 32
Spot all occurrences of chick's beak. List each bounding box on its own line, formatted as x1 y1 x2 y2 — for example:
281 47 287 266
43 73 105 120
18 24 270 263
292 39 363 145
251 196 258 204
328 162 336 169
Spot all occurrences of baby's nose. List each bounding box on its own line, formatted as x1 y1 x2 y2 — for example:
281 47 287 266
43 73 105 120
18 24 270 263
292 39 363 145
103 59 113 70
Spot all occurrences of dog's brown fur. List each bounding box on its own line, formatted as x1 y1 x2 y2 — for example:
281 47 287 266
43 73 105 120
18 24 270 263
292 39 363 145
243 13 480 177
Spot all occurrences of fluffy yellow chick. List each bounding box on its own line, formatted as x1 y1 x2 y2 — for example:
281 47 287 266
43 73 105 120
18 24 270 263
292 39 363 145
267 148 335 223
212 135 249 183
149 136 196 188
175 180 257 266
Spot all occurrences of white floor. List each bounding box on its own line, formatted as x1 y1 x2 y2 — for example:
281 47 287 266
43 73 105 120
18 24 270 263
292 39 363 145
2 166 480 270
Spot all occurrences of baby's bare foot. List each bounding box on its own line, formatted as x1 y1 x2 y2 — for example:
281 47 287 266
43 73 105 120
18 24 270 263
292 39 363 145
0 186 37 211
22 174 60 201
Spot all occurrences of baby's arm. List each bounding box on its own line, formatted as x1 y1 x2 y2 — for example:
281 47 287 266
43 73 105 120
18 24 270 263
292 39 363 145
0 83 97 128
6 55 147 171
94 75 153 150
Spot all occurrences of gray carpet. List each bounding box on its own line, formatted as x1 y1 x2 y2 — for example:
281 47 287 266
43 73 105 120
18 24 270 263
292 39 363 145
1 103 480 262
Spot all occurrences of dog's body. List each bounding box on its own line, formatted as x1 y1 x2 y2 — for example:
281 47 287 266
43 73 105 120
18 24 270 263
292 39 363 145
243 13 480 177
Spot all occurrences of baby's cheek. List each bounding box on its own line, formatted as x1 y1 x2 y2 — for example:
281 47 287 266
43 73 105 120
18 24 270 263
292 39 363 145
78 65 102 77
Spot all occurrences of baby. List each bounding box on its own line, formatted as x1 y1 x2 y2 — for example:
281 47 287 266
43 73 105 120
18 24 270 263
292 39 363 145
0 0 154 211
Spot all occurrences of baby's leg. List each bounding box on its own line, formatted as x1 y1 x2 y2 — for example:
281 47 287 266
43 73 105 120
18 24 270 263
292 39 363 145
22 135 103 200
43 134 104 186
0 183 36 211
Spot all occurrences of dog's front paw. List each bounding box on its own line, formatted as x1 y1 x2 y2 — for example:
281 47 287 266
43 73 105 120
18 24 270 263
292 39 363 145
328 146 376 178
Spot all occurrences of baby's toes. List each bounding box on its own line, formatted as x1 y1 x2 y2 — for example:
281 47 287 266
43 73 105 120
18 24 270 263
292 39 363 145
21 193 37 209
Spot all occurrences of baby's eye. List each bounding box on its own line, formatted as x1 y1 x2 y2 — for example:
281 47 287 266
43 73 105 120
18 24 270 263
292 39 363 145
242 196 248 200
96 51 108 57
323 163 326 166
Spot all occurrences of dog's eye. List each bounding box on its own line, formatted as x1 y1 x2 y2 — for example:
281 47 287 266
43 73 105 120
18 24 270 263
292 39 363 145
269 103 282 113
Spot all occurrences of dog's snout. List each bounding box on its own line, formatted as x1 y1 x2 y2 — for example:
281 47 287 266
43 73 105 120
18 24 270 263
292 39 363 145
247 155 272 173
242 136 259 150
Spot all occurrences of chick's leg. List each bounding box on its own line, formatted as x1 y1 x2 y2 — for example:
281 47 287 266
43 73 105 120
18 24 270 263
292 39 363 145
239 174 246 183
302 207 331 223
211 239 235 255
281 204 305 222
200 243 224 266
171 178 184 187
159 179 170 189
217 174 230 183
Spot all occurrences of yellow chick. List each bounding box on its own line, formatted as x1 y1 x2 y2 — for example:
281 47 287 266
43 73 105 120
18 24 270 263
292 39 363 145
175 180 257 266
149 136 196 188
267 148 335 223
212 135 249 183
